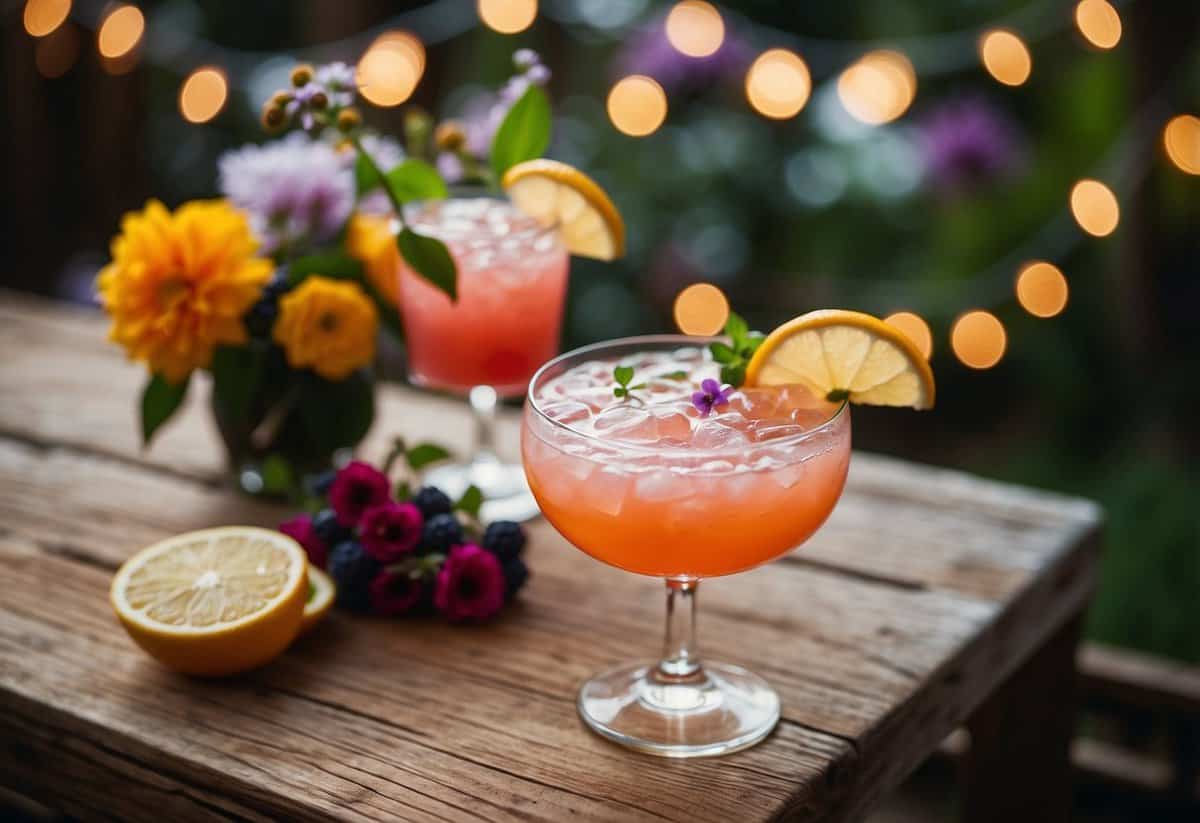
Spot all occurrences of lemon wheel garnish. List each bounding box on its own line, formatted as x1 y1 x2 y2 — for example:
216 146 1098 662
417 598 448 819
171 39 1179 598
301 567 336 635
110 526 308 676
502 159 626 260
744 309 935 409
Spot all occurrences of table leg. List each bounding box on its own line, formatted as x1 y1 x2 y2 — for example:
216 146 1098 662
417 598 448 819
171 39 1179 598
962 614 1083 823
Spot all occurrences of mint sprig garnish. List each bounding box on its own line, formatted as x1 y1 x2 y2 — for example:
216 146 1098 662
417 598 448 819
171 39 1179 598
709 312 764 387
612 365 648 400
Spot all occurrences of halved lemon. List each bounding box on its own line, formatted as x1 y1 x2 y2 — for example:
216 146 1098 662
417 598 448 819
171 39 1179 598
301 567 336 635
744 309 935 408
502 159 625 260
110 526 308 676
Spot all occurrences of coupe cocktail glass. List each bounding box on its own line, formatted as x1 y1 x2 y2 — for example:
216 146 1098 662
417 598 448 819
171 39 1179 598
522 336 851 757
398 197 569 521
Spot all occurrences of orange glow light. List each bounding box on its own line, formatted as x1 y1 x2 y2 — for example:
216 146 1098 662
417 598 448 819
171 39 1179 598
884 312 933 359
1075 0 1122 49
674 284 730 336
24 0 70 37
1163 115 1200 175
1070 179 1120 237
951 311 1006 370
356 31 425 107
837 50 916 125
979 30 1031 86
97 4 143 60
179 67 228 124
477 0 537 34
665 1 724 58
607 75 668 137
1015 262 1069 318
745 49 811 120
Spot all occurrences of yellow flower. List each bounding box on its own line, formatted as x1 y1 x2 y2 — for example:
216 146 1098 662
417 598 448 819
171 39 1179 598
97 200 273 383
346 213 401 307
273 276 378 380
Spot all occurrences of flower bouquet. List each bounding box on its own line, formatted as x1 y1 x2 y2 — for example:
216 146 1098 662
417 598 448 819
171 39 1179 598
97 53 555 496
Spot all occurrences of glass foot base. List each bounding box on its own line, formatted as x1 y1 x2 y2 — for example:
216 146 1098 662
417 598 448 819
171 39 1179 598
423 457 541 523
577 661 781 758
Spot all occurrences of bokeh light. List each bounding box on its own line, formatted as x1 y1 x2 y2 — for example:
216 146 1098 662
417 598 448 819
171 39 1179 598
951 310 1007 370
979 30 1031 86
34 23 79 78
97 4 144 60
477 0 537 34
1075 0 1122 49
1163 115 1200 175
1015 262 1069 318
179 67 228 124
356 31 425 107
674 284 730 336
607 75 668 137
745 49 811 120
837 50 916 125
665 1 724 58
23 0 70 37
1070 179 1120 237
884 311 933 359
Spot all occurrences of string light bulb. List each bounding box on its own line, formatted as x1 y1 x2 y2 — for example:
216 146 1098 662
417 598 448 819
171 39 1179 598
951 310 1006 370
179 67 228 124
884 312 933 359
1075 0 1122 49
837 50 916 125
674 284 730 336
607 75 668 137
745 49 811 120
1070 179 1119 237
356 31 425 107
1015 262 1069 318
97 4 143 60
477 0 537 34
23 0 70 37
979 30 1031 86
1163 115 1200 175
665 1 725 58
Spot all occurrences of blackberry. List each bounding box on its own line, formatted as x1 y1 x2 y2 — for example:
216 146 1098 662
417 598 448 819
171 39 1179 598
312 508 350 546
411 486 453 519
482 520 526 562
327 541 380 611
305 469 337 499
420 513 463 554
502 557 530 598
243 270 291 338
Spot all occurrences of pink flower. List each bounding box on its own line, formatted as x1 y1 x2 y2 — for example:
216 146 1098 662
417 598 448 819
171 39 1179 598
369 569 425 616
329 461 390 526
279 514 327 569
359 502 423 563
434 544 506 622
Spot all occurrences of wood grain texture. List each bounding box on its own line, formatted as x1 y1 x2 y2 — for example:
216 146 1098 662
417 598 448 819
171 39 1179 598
0 291 1102 821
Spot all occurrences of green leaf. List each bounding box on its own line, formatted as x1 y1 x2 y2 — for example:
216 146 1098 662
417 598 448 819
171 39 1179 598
355 153 383 195
406 442 453 471
260 454 295 495
490 85 552 180
384 159 448 204
613 365 634 387
613 387 627 398
394 480 411 502
628 383 647 391
720 364 747 387
397 227 457 301
140 373 189 447
725 312 748 345
709 342 736 364
455 485 484 519
210 345 265 424
662 370 689 380
289 251 365 283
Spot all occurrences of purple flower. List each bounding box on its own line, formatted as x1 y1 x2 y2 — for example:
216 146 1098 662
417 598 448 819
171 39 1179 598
434 544 506 622
513 49 541 71
359 502 424 563
614 16 752 94
526 64 550 86
328 461 391 527
917 96 1026 195
692 378 733 417
315 62 356 107
218 133 355 253
279 514 327 569
436 151 465 184
369 569 425 616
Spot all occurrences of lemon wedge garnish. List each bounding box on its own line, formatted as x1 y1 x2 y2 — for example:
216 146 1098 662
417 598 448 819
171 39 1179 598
744 309 935 409
301 567 336 635
502 159 625 260
110 526 308 676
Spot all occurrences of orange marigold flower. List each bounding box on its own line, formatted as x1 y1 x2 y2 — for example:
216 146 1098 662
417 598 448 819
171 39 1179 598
97 200 273 383
346 213 401 308
273 276 378 380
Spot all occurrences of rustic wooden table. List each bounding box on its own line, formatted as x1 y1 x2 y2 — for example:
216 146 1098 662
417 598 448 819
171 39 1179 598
0 292 1102 822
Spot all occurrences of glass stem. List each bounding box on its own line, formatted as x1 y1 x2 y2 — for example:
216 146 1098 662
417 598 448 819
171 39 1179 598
468 385 499 465
657 578 702 680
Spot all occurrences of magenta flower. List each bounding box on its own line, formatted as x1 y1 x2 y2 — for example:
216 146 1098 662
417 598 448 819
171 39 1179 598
359 502 423 563
279 514 327 569
369 569 425 617
692 378 733 417
917 96 1026 196
329 461 391 527
434 544 506 622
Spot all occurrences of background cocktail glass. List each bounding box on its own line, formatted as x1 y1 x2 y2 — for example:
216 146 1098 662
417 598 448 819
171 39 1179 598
522 335 851 757
398 196 569 521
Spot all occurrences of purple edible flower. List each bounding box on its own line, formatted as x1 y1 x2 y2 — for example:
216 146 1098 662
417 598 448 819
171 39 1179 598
279 514 327 570
369 569 425 616
434 544 506 622
328 461 391 527
512 48 540 71
691 378 733 417
917 96 1026 195
359 502 424 563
